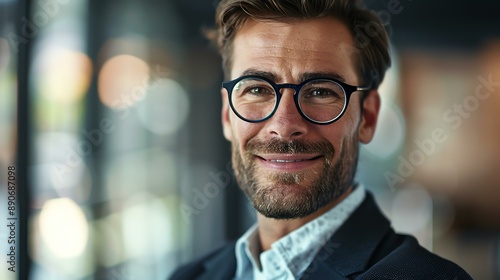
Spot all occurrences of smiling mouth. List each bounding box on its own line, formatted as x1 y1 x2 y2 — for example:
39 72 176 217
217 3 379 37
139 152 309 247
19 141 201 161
255 154 323 171
262 156 322 163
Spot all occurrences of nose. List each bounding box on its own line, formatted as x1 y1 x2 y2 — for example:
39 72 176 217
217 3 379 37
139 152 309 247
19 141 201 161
265 88 309 139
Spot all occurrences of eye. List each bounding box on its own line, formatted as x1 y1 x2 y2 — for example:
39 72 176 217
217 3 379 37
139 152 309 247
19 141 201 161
246 86 273 95
301 80 345 100
306 88 340 98
304 88 341 99
233 78 275 101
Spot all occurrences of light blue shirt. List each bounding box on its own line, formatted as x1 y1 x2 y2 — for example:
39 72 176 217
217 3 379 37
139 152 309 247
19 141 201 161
234 185 366 280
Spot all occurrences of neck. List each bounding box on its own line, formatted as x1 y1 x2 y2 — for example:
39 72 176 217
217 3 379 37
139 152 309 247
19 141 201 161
256 185 353 251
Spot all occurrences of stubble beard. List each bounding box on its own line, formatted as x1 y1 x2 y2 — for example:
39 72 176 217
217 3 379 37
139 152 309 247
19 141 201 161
231 136 359 219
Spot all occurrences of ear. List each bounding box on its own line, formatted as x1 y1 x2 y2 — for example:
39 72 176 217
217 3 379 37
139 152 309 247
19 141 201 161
221 88 233 141
358 90 381 144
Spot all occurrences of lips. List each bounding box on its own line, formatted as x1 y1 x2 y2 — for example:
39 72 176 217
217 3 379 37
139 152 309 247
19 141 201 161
255 154 323 171
258 154 321 162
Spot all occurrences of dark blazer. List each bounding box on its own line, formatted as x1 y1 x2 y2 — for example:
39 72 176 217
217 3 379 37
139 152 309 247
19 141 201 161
170 192 473 280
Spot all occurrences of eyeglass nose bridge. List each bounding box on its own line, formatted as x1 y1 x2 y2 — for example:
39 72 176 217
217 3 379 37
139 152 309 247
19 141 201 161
274 83 303 95
271 83 304 115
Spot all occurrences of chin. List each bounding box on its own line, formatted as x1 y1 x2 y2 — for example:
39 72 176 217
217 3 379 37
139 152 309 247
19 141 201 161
249 180 327 219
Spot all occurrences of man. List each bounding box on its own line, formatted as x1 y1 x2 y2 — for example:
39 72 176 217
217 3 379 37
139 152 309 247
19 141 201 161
171 0 472 279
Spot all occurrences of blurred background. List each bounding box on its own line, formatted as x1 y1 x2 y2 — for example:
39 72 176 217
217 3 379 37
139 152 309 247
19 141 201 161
0 0 499 279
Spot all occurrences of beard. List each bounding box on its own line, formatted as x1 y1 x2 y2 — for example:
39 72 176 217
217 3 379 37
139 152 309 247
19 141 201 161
231 136 359 220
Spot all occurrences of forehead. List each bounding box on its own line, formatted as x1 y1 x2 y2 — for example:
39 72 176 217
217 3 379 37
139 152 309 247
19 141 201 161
230 17 359 84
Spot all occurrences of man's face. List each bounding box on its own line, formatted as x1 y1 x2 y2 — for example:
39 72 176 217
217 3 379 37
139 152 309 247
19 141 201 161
221 18 380 219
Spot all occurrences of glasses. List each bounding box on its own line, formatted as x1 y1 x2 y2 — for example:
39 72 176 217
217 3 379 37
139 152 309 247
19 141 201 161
222 75 371 125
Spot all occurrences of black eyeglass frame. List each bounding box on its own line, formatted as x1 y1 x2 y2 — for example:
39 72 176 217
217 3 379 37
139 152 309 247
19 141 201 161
222 75 372 125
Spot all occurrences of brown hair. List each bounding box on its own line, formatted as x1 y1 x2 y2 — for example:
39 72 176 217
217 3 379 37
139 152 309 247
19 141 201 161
208 0 391 89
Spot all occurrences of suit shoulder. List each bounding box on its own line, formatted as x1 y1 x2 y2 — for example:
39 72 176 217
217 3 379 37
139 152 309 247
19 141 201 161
168 241 236 280
361 234 472 280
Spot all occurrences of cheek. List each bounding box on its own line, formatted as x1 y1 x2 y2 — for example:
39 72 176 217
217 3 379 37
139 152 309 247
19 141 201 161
229 114 262 147
317 117 358 153
321 129 344 151
340 98 362 133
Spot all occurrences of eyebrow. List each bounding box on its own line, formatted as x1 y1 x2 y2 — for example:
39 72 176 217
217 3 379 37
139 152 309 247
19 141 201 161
240 69 346 83
241 69 277 81
300 72 346 83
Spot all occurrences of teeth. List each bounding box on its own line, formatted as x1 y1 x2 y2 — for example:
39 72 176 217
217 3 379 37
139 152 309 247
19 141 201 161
269 159 305 163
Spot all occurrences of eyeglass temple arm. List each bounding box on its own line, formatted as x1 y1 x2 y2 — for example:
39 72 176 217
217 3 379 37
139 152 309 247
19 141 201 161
356 85 372 92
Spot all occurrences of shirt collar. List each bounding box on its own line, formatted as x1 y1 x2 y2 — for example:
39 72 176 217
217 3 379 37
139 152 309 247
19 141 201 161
235 185 366 279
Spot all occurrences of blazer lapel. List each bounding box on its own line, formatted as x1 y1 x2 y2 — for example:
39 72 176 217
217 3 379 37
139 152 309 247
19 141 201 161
301 192 391 279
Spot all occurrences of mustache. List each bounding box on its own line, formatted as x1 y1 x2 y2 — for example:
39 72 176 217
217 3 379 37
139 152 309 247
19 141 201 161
246 138 335 156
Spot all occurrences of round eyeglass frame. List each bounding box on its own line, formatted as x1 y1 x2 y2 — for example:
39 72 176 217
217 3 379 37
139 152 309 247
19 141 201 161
222 75 371 125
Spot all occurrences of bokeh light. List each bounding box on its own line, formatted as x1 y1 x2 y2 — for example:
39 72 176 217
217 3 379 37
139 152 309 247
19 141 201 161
35 49 92 104
136 78 190 135
121 193 174 259
391 185 433 249
38 198 89 258
363 102 406 159
98 54 150 108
